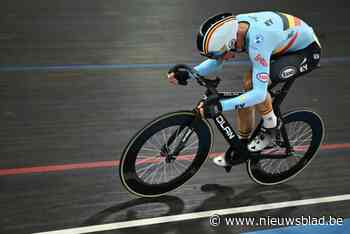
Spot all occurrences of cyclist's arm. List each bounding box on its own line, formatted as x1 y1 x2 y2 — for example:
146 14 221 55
219 32 276 111
194 59 223 76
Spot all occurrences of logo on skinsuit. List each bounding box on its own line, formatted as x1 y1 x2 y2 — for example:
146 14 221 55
313 53 320 60
280 66 297 79
228 39 236 50
254 34 264 44
255 54 268 67
256 73 269 82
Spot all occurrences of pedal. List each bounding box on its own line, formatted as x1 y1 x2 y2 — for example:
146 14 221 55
224 165 232 173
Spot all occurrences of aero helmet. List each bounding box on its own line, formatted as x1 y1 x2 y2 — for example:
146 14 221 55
196 13 238 59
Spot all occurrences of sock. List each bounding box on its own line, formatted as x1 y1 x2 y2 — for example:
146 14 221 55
262 110 277 129
238 132 249 139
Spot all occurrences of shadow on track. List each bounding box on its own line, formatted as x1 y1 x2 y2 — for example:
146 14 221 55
81 184 301 233
82 195 185 226
196 183 302 216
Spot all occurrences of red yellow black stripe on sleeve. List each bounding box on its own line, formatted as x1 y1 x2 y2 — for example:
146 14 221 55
273 32 300 56
275 12 301 30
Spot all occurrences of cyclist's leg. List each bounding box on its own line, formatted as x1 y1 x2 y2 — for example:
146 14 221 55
247 42 321 152
236 70 255 140
241 69 278 152
256 90 276 128
212 71 254 166
237 70 276 136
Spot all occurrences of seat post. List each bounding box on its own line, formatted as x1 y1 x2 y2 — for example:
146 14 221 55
272 78 296 117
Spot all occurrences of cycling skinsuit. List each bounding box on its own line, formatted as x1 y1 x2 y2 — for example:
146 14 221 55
194 11 321 111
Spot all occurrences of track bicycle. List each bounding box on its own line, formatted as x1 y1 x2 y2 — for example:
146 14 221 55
119 65 324 197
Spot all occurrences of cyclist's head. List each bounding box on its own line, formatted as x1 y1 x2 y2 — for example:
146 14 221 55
196 13 239 59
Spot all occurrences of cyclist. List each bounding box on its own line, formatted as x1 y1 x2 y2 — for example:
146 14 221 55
167 12 321 167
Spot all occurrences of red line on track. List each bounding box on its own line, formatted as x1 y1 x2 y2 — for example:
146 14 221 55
0 143 349 176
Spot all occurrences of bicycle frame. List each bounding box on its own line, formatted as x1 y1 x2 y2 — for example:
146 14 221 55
163 66 297 165
205 78 297 164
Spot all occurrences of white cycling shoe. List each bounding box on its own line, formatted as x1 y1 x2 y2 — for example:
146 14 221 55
247 127 276 152
212 139 249 167
212 155 230 167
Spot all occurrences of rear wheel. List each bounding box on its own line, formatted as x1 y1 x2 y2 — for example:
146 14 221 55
247 110 324 185
119 111 213 197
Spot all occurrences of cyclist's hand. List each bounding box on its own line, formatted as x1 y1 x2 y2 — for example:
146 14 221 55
197 102 205 118
167 72 178 85
167 64 191 86
197 101 222 119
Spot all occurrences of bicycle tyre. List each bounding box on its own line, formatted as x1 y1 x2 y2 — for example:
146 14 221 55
119 111 213 197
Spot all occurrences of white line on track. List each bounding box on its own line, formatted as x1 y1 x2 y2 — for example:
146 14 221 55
33 194 350 234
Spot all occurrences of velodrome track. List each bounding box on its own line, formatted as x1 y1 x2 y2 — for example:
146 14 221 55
1 1 350 233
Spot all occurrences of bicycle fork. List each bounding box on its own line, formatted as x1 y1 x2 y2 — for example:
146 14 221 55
161 118 197 163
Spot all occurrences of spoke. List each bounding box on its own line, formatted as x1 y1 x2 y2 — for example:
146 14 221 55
139 147 160 153
145 139 161 152
155 161 164 184
293 128 312 145
163 160 168 183
148 162 162 184
297 129 312 142
182 138 198 152
266 159 278 174
141 157 163 182
299 128 312 139
137 163 154 175
174 159 189 170
285 122 298 141
295 122 307 137
288 122 304 143
136 156 160 165
285 121 312 147
285 157 291 168
137 162 158 179
181 145 198 153
151 134 164 149
172 161 183 175
168 162 173 180
295 136 312 148
136 161 154 173
142 169 154 182
296 123 310 136
275 159 285 173
153 161 166 184
259 159 268 169
293 131 311 146
289 139 311 144
261 160 273 173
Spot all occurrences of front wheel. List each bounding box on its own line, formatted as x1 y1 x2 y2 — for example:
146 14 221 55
119 111 213 197
247 110 324 185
